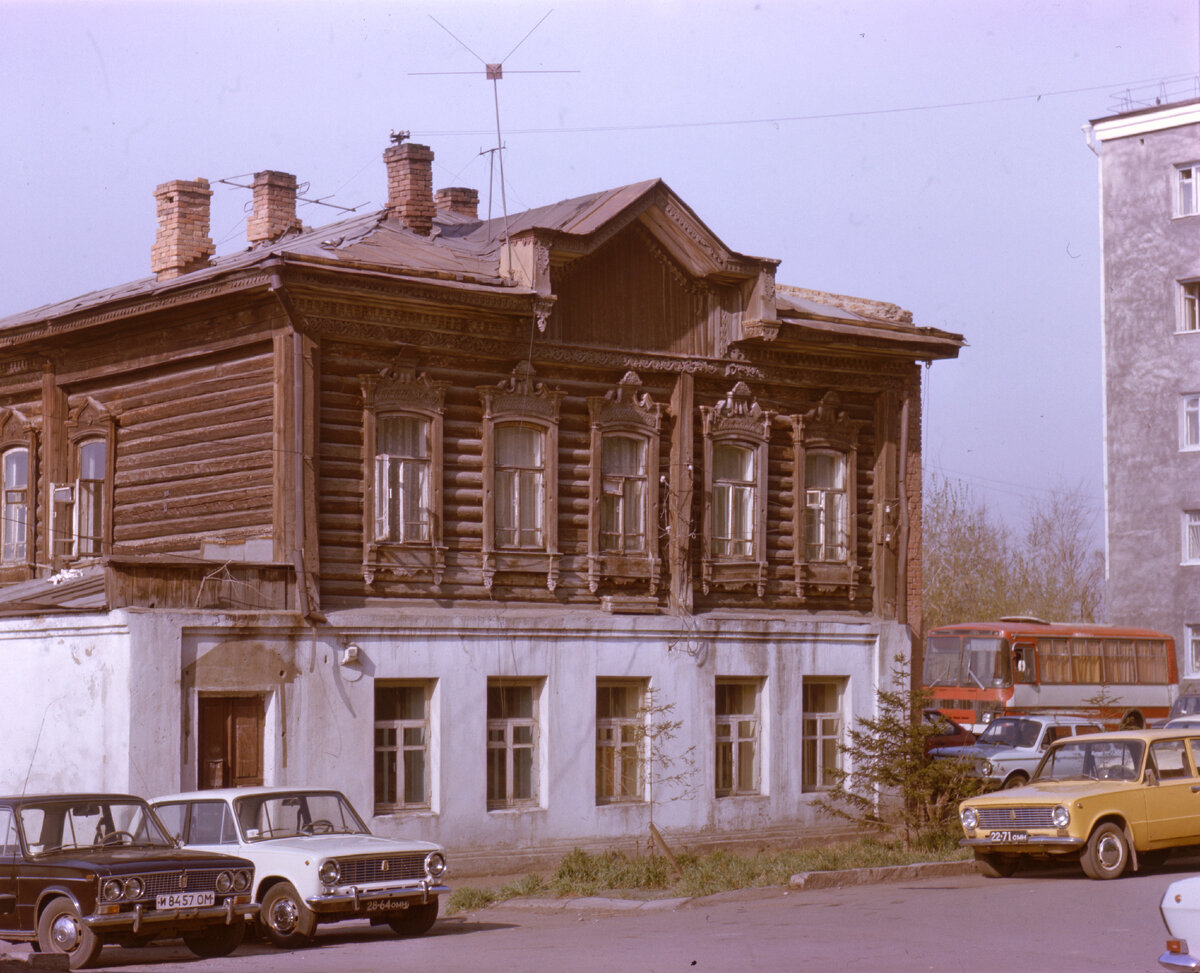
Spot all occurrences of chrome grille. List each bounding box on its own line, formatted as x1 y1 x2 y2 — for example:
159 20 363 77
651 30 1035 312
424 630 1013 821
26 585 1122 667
336 854 426 884
977 807 1056 829
139 868 225 897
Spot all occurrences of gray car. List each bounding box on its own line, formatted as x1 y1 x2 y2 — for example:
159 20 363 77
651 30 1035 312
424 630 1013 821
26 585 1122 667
930 714 1102 789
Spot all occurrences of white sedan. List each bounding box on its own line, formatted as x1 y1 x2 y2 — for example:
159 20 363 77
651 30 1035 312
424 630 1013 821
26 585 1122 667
151 787 448 948
1160 875 1200 971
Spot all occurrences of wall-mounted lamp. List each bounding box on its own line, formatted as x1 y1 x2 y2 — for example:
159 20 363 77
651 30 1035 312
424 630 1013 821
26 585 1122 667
340 643 361 666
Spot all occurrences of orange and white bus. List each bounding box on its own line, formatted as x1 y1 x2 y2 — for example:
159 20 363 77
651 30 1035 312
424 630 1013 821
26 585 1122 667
922 617 1177 732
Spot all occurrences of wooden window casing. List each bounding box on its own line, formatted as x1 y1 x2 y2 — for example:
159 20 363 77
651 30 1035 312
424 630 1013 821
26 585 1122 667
802 679 843 792
700 382 771 597
375 681 432 813
715 678 761 797
479 362 563 591
596 681 646 804
361 364 446 586
486 680 540 809
791 392 860 601
586 372 662 594
1180 281 1200 333
51 398 115 564
0 408 36 574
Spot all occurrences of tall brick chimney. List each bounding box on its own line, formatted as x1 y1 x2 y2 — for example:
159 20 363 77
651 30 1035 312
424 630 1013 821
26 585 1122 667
151 179 214 280
383 142 435 235
435 187 479 219
247 170 301 243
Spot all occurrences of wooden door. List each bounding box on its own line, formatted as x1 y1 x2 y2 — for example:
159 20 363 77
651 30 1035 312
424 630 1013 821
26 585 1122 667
198 696 265 789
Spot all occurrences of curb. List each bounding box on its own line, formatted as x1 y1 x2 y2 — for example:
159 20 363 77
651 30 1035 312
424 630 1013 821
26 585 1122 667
788 859 979 890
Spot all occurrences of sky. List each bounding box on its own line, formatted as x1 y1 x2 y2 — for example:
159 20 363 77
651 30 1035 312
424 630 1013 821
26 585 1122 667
1 0 1197 540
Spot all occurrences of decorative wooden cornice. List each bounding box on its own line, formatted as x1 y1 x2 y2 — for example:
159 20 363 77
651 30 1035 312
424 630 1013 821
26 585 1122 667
480 360 564 421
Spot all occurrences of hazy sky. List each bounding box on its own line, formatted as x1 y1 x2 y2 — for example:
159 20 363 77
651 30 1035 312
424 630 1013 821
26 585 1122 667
2 0 1196 535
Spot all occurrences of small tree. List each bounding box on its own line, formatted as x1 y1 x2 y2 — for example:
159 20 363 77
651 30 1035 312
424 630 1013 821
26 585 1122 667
637 689 697 870
816 654 982 849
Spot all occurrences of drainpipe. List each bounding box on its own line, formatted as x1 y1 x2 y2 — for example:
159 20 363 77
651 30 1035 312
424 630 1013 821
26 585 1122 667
897 393 910 629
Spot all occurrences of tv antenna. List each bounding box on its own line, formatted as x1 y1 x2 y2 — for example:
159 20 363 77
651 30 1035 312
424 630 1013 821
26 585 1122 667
410 10 578 252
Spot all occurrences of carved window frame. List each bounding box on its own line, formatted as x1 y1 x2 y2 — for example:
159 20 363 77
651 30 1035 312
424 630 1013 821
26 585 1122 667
700 382 771 597
361 363 447 586
0 408 37 574
52 397 116 563
791 392 860 601
479 362 563 591
586 372 662 595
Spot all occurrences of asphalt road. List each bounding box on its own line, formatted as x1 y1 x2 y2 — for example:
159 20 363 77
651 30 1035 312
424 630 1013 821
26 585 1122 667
7 858 1195 972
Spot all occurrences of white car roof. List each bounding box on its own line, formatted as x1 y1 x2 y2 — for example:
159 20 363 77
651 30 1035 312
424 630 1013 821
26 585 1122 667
151 786 351 804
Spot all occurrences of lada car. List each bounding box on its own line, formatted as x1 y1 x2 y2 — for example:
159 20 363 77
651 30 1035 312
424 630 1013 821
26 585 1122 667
152 786 448 948
1159 873 1200 971
930 714 1102 789
0 793 256 970
958 728 1200 880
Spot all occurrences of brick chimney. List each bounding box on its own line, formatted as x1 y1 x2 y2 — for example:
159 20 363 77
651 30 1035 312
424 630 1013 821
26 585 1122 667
151 179 214 280
247 170 300 243
435 187 479 219
383 142 435 235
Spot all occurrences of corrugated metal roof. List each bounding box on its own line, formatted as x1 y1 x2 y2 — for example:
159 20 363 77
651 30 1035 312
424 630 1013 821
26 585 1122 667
0 566 107 615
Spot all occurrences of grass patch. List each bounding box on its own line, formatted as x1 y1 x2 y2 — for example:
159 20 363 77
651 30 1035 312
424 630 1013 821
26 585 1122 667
445 836 969 914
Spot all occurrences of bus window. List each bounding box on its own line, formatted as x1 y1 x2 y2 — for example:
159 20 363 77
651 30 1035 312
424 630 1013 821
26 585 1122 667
923 636 962 687
1012 644 1035 683
964 637 1011 688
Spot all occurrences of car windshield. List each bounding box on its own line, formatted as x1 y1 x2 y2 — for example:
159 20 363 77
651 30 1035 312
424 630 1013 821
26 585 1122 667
1171 695 1200 718
18 798 173 857
1034 738 1145 782
976 717 1041 748
232 792 370 841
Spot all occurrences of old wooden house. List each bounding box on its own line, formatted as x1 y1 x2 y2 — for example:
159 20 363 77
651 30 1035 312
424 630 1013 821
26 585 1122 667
0 140 961 865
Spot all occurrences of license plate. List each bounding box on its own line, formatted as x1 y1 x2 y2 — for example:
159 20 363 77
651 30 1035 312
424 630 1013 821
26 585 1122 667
364 898 411 913
989 830 1029 844
156 892 215 910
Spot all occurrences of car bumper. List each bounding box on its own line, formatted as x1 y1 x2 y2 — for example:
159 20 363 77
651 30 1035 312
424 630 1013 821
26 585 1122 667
1160 948 1200 971
307 881 451 915
85 897 258 934
961 836 1085 851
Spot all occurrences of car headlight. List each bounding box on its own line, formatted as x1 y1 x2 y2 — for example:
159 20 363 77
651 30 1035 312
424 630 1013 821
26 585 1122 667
233 869 251 892
961 807 979 830
102 878 124 901
124 877 144 900
980 761 993 776
1052 805 1070 828
216 871 234 893
425 851 447 879
318 860 341 886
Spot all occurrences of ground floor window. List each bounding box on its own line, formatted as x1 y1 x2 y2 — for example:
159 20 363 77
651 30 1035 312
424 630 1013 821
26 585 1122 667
487 680 540 809
375 681 432 812
596 681 646 803
1188 625 1200 676
802 679 844 792
715 679 761 797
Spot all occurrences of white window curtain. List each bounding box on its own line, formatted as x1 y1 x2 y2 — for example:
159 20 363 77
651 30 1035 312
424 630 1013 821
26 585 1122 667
374 416 430 543
805 451 847 562
495 424 545 549
712 443 754 557
1 447 27 562
600 435 647 554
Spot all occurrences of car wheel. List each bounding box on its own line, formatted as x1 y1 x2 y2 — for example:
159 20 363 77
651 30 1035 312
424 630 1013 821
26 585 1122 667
1001 772 1028 789
182 921 246 958
387 899 439 937
260 882 317 948
1080 822 1130 879
973 851 1019 878
37 897 104 970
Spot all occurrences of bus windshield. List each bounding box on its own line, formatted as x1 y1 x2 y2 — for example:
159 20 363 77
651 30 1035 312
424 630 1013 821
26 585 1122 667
923 635 1011 689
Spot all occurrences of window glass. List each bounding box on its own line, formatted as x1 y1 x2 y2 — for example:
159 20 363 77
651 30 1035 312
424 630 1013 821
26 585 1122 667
1182 282 1200 333
495 425 545 549
712 443 754 558
154 803 186 842
0 808 18 856
77 440 106 555
375 415 430 543
802 680 842 791
188 801 239 844
487 682 538 808
1186 511 1200 563
805 452 848 562
1184 396 1200 449
596 682 644 803
1149 739 1192 779
716 680 760 796
375 683 430 811
1 446 28 562
600 436 647 554
1180 164 1199 217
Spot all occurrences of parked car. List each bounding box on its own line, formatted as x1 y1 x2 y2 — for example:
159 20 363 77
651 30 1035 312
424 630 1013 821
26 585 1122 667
929 713 1102 789
958 728 1200 880
1159 873 1200 971
922 708 975 754
0 793 256 970
151 786 448 948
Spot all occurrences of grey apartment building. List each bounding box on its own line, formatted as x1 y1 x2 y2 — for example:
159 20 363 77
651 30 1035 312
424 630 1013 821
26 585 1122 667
1088 97 1200 676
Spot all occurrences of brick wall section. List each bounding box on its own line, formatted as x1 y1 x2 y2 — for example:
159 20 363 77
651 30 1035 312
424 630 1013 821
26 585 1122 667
435 186 479 219
383 143 435 235
151 179 214 279
247 170 300 243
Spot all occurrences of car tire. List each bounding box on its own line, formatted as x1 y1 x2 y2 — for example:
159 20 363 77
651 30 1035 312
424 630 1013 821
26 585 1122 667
973 851 1019 878
182 921 246 958
1080 822 1130 879
260 882 317 948
387 898 439 937
1001 773 1028 789
37 897 104 970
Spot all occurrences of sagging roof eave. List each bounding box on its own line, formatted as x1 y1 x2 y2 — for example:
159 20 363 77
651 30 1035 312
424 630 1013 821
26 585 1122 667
758 315 965 361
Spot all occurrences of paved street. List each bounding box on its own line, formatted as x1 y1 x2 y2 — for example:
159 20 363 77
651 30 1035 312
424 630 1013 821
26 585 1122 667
8 859 1194 972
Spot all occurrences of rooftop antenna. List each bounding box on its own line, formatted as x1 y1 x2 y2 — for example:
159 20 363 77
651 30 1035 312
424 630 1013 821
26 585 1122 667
410 10 578 260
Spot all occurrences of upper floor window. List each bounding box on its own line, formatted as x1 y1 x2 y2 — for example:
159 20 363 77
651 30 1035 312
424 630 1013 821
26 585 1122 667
1186 510 1200 565
1180 281 1200 333
360 362 446 586
54 438 108 559
1183 395 1200 450
805 451 849 562
587 372 662 597
480 362 563 591
1178 163 1199 217
1 446 29 564
700 382 771 597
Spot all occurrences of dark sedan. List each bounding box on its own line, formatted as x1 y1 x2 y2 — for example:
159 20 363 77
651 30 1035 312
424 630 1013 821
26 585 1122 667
0 793 257 969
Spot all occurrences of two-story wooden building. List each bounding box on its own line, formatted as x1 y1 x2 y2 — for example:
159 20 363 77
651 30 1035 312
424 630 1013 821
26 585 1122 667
0 139 961 865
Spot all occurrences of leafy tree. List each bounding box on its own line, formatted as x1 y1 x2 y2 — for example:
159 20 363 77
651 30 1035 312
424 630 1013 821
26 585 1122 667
816 654 982 849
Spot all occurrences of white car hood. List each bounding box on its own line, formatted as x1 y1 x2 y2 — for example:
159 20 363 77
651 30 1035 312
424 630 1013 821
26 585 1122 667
247 832 442 856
